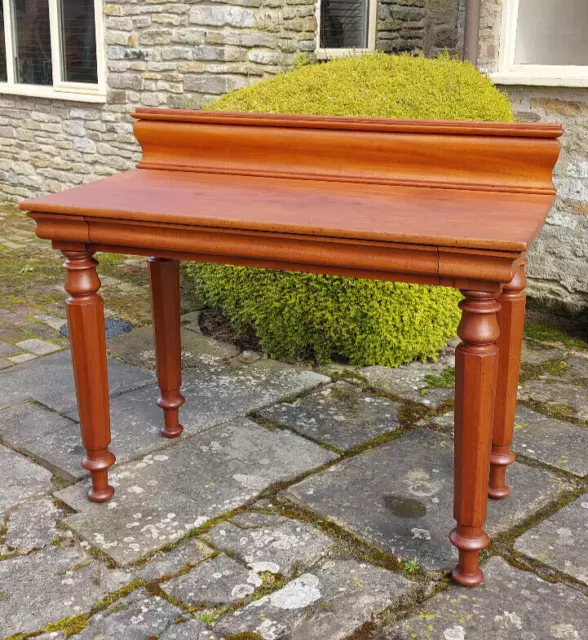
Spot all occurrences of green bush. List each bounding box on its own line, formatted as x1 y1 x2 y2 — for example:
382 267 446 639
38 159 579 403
186 53 513 366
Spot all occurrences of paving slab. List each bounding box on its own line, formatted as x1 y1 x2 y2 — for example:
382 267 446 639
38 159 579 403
257 382 402 451
4 497 63 551
512 406 588 476
56 418 336 566
203 512 334 577
284 429 568 571
424 406 588 476
361 361 454 407
0 357 12 370
15 338 61 355
162 553 262 607
380 556 588 640
180 358 330 421
134 539 215 582
107 325 239 371
0 400 75 445
0 444 53 516
567 355 588 378
0 339 21 357
73 589 185 640
0 545 131 637
2 356 326 484
1 399 168 482
519 379 588 421
521 341 566 365
0 349 154 416
215 559 416 640
60 358 328 445
514 495 588 585
8 352 37 364
160 619 219 639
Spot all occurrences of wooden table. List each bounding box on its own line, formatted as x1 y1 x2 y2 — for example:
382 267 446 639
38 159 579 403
21 108 562 587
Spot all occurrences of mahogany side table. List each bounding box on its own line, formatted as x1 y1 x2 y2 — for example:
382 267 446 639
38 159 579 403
21 108 562 586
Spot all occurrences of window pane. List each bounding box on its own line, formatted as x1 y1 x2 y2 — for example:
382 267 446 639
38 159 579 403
0 5 7 82
61 0 97 84
515 0 588 66
320 0 369 49
14 0 52 85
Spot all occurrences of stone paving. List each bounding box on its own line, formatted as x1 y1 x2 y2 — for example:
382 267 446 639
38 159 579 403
1 202 588 639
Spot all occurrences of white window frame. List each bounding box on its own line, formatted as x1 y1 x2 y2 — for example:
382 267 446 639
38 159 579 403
491 0 588 87
0 0 106 102
315 0 377 60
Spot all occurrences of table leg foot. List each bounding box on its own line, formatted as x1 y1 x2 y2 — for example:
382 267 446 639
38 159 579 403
490 263 527 499
450 526 489 586
83 450 116 502
149 257 184 439
157 394 184 439
451 290 500 586
63 250 115 503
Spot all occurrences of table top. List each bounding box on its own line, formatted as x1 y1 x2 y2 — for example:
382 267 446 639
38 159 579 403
24 167 556 253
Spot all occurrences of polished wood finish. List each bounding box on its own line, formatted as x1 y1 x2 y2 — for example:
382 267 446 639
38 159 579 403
20 109 562 586
63 250 115 502
490 262 528 498
148 257 184 439
450 291 500 586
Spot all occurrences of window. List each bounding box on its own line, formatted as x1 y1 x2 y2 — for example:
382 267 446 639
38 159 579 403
317 0 376 57
493 0 588 87
0 0 105 101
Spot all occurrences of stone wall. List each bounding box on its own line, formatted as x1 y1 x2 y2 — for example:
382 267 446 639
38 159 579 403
0 0 316 199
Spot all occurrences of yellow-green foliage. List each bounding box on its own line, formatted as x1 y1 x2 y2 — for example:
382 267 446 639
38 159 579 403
187 53 513 367
209 52 512 121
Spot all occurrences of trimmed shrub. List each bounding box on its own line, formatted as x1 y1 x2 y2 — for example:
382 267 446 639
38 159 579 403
186 53 513 366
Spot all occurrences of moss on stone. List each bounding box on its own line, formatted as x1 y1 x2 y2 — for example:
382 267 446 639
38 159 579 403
524 321 588 351
186 53 513 367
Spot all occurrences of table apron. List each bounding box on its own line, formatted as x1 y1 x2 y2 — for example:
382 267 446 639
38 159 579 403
31 213 523 292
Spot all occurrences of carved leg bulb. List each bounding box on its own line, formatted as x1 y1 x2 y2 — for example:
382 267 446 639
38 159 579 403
63 250 115 502
490 264 527 498
450 291 500 586
148 258 184 438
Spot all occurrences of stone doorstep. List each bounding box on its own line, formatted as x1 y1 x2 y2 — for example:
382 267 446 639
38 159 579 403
283 429 570 572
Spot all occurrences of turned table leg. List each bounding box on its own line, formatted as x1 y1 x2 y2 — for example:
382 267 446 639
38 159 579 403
489 264 527 498
63 250 115 502
450 290 500 586
148 257 184 438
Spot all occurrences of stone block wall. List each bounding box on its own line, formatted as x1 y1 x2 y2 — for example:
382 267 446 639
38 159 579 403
0 0 316 200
